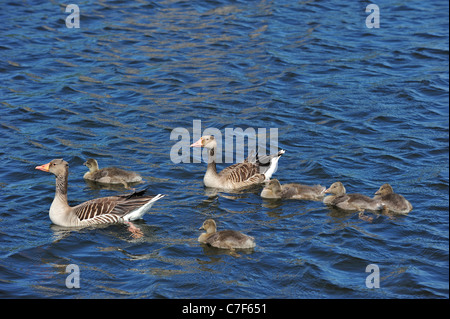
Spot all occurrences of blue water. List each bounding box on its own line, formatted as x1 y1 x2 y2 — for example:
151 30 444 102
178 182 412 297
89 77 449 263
0 0 448 300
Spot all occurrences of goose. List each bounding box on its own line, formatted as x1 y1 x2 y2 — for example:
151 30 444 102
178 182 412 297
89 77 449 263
261 179 326 201
323 181 381 212
35 159 164 228
83 158 143 189
190 135 285 190
198 219 256 249
374 183 413 214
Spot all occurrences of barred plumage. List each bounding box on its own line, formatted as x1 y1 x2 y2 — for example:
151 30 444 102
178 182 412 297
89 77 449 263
35 159 164 228
191 135 284 190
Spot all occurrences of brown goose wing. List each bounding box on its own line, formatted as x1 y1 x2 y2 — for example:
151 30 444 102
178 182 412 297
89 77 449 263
73 189 152 221
218 162 261 184
73 196 122 221
109 195 157 216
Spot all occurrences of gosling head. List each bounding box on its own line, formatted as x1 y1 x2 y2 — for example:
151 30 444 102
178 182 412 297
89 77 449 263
375 183 394 196
83 158 100 172
199 219 217 234
324 181 346 196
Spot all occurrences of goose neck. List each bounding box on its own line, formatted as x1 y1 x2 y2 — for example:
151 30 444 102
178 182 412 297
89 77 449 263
206 148 218 175
54 172 69 205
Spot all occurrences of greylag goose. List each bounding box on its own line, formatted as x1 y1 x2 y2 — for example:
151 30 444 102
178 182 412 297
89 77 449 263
323 181 381 212
83 158 143 189
190 135 285 190
261 179 326 201
198 219 256 249
374 183 413 214
35 159 164 227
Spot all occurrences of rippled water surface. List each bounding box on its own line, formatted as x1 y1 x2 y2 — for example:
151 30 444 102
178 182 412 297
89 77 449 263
0 0 448 299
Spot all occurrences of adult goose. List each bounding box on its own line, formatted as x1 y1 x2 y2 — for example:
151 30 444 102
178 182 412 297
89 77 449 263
323 181 381 212
83 158 143 189
261 179 326 201
35 159 164 228
198 219 256 249
190 135 285 190
374 183 413 214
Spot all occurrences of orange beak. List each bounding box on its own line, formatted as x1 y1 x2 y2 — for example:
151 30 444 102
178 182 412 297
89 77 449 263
190 138 203 147
35 162 50 172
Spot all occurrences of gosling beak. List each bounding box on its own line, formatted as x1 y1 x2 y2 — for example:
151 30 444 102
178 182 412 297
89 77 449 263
190 138 203 147
35 162 50 172
324 187 331 194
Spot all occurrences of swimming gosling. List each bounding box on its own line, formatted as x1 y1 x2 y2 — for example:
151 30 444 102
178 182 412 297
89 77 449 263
261 179 326 201
198 219 256 249
83 158 143 189
374 183 413 214
323 181 382 212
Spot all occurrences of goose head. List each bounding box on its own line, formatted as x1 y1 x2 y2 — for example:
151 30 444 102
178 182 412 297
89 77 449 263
83 158 100 173
324 181 346 196
199 218 217 234
35 159 69 178
266 179 282 193
190 135 217 149
375 183 394 196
